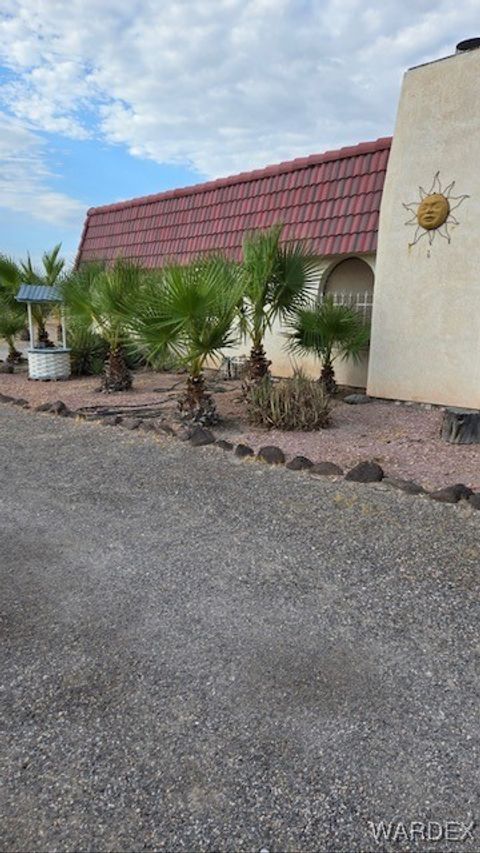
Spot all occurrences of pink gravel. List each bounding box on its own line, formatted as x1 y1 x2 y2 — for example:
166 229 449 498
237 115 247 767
219 402 480 491
1 368 479 490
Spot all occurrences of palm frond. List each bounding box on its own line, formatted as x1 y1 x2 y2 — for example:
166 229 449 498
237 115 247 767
287 297 370 364
0 255 22 301
61 260 143 351
239 224 319 347
133 256 242 374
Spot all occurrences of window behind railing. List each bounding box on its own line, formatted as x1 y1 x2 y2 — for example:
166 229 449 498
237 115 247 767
318 290 373 329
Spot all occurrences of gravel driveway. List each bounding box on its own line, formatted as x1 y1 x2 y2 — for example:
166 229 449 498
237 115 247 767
1 407 478 852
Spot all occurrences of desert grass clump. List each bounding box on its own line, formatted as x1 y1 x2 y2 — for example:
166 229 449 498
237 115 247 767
246 373 331 431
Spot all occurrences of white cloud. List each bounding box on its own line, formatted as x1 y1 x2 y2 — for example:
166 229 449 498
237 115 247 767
0 111 85 226
1 0 480 182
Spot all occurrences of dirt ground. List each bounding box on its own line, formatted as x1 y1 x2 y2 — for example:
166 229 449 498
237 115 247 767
2 363 479 490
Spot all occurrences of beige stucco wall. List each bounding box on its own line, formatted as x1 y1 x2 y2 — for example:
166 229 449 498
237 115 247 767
367 48 480 408
227 253 375 388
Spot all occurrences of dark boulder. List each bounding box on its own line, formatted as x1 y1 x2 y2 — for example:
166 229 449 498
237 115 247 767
189 426 215 447
235 443 255 459
215 439 234 451
345 461 384 482
430 483 473 504
257 446 285 465
286 455 313 471
35 400 70 416
468 493 480 510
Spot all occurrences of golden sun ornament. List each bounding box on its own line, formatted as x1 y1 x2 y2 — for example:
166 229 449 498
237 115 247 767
403 172 469 247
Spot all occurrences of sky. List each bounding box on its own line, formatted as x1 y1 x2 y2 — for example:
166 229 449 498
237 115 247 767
1 0 479 266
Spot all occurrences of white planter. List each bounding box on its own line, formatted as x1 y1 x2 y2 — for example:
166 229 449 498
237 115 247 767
28 348 71 380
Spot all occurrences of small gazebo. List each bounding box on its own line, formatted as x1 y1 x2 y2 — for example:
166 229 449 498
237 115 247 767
15 284 71 380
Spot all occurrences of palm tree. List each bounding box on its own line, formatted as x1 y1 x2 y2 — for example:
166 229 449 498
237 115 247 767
61 261 143 392
0 298 25 364
133 256 243 425
0 256 25 362
239 224 318 382
20 244 65 343
287 296 370 394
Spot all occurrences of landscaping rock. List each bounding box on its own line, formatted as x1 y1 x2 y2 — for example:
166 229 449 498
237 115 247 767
121 417 142 430
0 393 15 403
343 393 371 405
176 427 192 441
215 439 234 451
257 446 285 465
102 415 122 426
468 493 480 510
138 420 157 432
12 398 30 409
310 461 343 476
235 443 254 459
286 455 313 471
345 461 384 482
35 400 70 416
430 483 473 504
189 427 215 447
383 477 426 495
155 422 177 436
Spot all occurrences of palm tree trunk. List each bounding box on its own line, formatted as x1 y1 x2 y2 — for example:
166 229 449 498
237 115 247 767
6 337 22 364
179 373 218 425
102 346 132 392
248 343 271 381
319 359 337 395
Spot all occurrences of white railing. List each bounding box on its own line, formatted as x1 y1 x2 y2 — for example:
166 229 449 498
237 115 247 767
319 290 373 327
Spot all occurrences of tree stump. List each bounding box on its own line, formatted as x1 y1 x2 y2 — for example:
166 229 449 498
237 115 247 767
441 408 480 444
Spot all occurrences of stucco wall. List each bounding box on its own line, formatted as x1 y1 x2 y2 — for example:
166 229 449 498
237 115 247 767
227 253 375 388
367 48 480 408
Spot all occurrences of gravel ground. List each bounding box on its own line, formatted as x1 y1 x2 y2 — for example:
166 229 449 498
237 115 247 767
0 406 479 853
2 368 480 489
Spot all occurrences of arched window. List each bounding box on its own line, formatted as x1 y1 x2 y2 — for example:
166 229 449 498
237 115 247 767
322 257 374 328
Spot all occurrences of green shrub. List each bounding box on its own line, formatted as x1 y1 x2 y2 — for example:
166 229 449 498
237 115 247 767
246 373 331 431
68 321 107 376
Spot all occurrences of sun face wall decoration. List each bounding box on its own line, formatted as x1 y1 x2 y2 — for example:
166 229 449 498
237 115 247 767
403 172 469 247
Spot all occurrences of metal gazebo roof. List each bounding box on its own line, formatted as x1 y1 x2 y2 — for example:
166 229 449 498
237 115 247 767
15 284 62 303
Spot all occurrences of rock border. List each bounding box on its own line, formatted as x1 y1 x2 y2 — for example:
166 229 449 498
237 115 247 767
2 393 479 511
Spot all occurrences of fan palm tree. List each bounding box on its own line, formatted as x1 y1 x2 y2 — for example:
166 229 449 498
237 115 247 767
0 255 25 361
239 224 318 382
61 260 143 392
20 244 65 343
0 298 25 364
287 296 370 394
133 256 243 425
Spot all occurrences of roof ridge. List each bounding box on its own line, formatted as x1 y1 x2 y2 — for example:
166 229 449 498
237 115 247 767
85 136 392 217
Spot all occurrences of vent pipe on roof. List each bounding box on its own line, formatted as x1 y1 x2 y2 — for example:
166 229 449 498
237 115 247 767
456 37 480 53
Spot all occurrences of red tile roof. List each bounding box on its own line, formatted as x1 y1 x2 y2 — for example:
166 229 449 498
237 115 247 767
76 137 392 268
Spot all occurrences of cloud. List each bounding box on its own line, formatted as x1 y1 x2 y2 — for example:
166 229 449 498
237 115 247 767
1 0 480 181
0 111 85 226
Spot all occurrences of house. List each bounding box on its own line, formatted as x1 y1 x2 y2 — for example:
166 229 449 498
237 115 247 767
77 136 390 388
76 39 480 407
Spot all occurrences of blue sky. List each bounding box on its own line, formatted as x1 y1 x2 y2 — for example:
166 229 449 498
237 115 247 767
1 0 479 266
